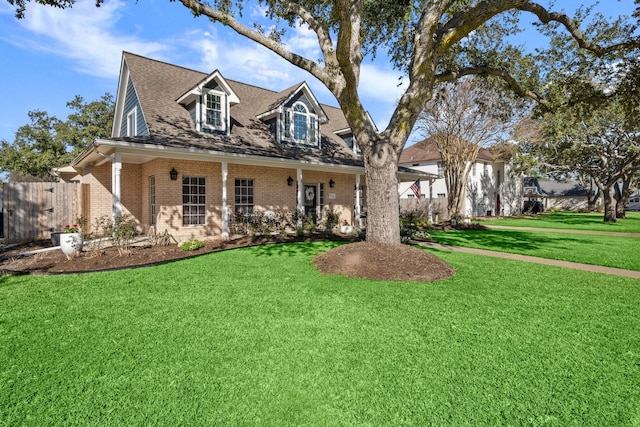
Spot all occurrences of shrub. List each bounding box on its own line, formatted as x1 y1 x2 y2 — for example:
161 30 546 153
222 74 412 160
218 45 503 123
181 239 204 251
148 229 177 246
111 215 138 256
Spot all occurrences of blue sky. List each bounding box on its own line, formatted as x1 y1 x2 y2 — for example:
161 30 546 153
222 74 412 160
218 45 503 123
0 0 634 146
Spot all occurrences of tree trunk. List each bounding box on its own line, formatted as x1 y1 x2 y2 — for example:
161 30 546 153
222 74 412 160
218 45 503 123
602 187 617 222
615 175 631 219
363 152 401 244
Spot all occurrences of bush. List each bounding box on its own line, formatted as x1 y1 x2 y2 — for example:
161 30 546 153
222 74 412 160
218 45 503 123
181 239 204 251
111 215 138 256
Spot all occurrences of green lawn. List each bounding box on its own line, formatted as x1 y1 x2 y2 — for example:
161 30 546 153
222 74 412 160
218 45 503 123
481 211 640 233
2 242 640 425
428 229 640 270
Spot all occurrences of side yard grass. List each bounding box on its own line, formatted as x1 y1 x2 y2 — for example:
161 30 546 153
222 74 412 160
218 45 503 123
428 229 640 271
481 211 640 233
1 242 639 426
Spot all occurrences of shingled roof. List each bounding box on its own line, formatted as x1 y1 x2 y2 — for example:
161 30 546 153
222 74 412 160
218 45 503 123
399 135 496 164
115 52 360 167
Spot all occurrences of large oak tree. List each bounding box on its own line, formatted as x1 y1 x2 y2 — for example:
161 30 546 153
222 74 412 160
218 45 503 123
518 7 640 223
0 94 114 181
10 0 640 242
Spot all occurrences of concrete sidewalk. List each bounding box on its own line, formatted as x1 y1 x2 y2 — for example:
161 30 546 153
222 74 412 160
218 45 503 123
414 240 640 280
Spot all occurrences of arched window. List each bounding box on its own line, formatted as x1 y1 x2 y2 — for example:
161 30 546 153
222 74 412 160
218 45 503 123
293 103 308 141
283 101 318 145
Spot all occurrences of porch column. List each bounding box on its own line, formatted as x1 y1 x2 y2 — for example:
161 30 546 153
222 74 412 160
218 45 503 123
296 168 303 224
112 151 122 220
428 178 434 224
221 161 229 239
355 174 362 227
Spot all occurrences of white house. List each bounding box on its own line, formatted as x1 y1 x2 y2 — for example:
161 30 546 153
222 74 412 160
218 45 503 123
398 137 522 219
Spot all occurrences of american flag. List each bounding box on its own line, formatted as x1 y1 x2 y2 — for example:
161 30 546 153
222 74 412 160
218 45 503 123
410 180 422 204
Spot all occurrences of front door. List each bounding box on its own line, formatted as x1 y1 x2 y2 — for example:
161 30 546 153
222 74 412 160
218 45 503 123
304 184 317 218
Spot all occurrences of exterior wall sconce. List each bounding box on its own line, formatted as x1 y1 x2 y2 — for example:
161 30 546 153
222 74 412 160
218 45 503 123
329 179 335 188
170 167 178 180
287 176 294 186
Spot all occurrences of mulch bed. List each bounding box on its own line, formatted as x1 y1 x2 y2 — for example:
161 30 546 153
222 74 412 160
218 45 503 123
1 233 456 282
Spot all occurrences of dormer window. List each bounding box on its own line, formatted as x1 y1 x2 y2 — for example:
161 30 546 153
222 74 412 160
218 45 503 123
205 93 222 128
176 70 240 137
335 128 360 155
283 102 318 146
202 90 226 133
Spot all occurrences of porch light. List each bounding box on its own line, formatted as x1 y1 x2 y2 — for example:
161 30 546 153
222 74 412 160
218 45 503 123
329 179 335 188
170 167 178 180
287 176 294 186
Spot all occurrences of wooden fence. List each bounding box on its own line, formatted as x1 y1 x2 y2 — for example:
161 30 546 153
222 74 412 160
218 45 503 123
399 197 449 222
1 182 89 242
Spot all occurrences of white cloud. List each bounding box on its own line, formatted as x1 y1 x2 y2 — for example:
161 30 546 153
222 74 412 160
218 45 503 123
359 63 406 102
6 0 164 78
358 63 407 129
185 29 309 89
284 21 320 59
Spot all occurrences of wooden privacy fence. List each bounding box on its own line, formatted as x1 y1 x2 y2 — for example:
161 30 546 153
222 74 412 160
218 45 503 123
1 182 89 242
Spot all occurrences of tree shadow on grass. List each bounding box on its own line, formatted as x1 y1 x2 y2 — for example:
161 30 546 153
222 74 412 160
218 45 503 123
244 240 344 258
430 229 585 252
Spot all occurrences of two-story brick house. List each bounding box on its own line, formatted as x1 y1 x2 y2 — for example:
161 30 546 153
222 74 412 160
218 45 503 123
56 52 430 240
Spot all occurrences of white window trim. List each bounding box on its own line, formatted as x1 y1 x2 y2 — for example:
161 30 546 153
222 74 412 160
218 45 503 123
126 107 137 137
149 175 156 226
182 176 207 226
201 89 227 134
281 101 319 146
352 137 361 155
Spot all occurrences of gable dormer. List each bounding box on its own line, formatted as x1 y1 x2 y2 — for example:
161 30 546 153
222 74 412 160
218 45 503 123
112 56 149 138
257 82 328 148
335 128 360 155
176 70 240 135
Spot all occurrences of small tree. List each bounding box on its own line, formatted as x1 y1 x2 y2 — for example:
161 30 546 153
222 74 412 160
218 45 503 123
416 78 521 217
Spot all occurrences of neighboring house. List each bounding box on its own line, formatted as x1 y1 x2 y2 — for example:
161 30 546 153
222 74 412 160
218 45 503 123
54 52 430 240
523 177 594 211
398 137 521 218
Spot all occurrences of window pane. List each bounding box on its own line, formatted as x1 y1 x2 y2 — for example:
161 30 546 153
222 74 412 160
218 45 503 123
309 116 316 143
284 112 291 138
234 178 254 215
294 112 307 140
182 176 206 225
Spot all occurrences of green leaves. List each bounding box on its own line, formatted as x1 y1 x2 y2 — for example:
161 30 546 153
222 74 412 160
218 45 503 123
0 93 114 180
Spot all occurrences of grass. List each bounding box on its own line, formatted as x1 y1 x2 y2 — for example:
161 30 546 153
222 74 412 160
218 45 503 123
428 229 640 270
481 211 640 233
2 242 640 425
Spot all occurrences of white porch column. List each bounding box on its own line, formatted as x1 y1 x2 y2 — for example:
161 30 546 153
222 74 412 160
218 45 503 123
296 168 304 223
355 174 362 227
221 161 229 239
112 151 122 220
428 178 434 224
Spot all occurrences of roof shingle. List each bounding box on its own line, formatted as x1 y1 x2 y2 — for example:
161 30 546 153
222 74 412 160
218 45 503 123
120 52 359 166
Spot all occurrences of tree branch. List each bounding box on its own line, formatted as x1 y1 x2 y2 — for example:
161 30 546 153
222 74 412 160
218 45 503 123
437 0 528 53
278 1 339 76
435 66 548 105
335 0 363 93
520 1 640 55
177 0 342 93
